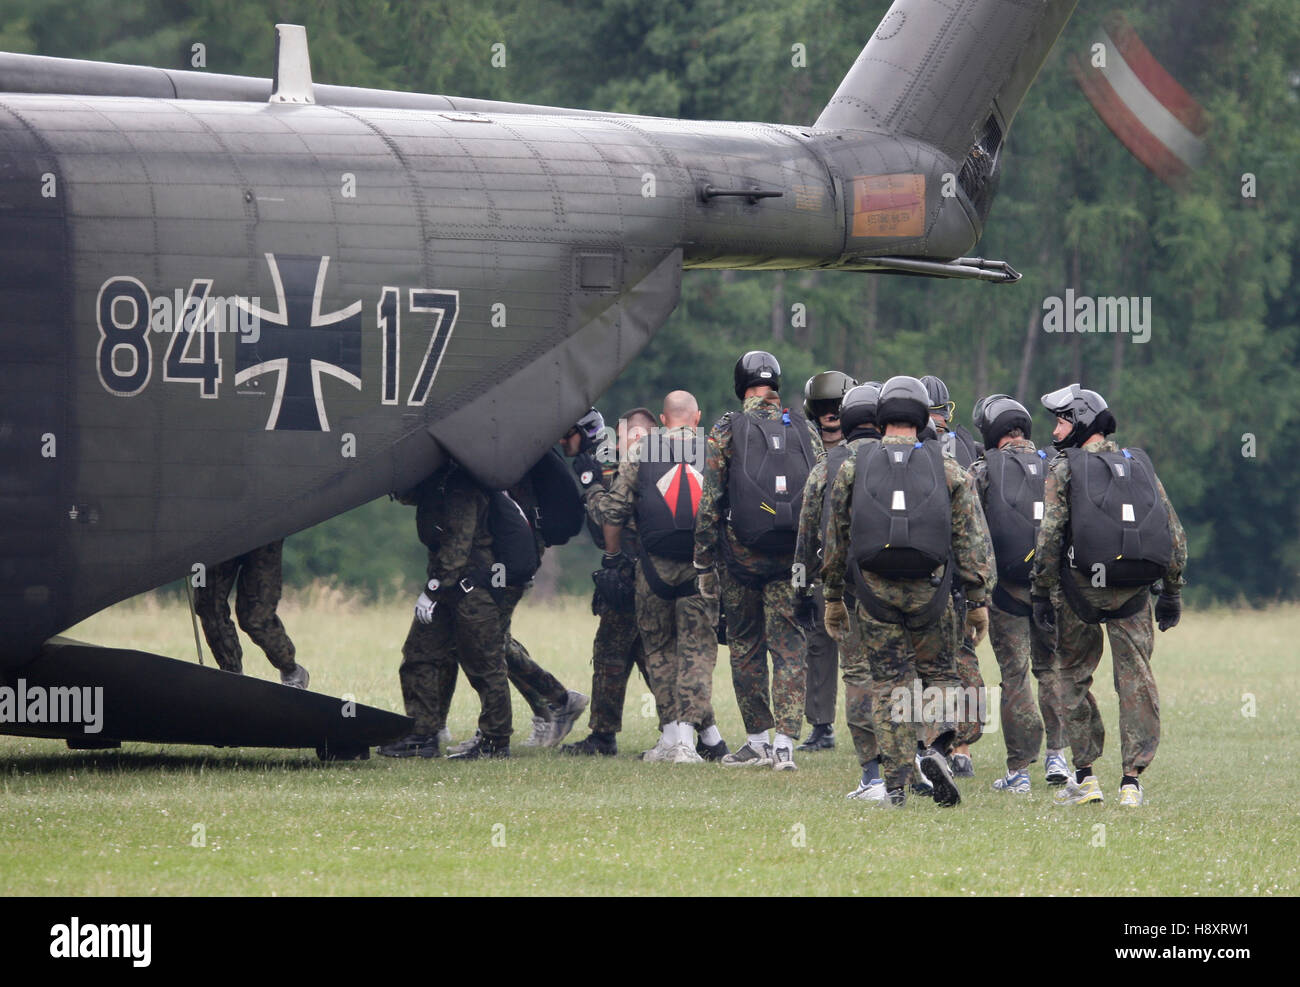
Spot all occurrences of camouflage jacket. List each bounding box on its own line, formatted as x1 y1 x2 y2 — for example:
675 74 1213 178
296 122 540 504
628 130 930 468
792 434 864 585
1031 436 1187 600
693 395 824 574
583 446 645 555
822 434 995 605
413 464 495 586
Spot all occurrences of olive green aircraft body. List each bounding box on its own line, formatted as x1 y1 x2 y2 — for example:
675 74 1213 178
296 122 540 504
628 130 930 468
0 1 1076 752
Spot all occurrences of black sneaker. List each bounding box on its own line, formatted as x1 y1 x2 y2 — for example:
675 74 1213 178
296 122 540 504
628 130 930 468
919 747 962 807
887 787 907 807
446 735 510 760
377 733 440 758
796 723 835 751
696 738 730 762
561 732 617 756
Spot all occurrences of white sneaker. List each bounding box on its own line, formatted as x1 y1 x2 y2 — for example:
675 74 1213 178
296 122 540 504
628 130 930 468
771 745 798 772
848 778 894 806
640 737 675 762
523 715 552 747
672 742 705 764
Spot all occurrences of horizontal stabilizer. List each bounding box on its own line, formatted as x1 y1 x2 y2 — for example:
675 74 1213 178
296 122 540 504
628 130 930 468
2 638 411 751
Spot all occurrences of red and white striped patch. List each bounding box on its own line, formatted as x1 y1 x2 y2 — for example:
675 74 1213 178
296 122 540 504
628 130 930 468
1070 13 1207 185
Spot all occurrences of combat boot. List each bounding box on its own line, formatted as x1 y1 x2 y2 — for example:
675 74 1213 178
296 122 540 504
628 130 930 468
561 732 618 756
796 723 835 751
446 735 510 760
280 663 309 690
377 734 440 758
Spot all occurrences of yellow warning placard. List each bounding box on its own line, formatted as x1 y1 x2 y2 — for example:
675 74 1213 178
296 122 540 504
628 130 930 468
851 174 925 237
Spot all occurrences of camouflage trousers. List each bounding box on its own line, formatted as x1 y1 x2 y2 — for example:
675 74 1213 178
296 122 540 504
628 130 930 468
721 566 806 738
399 586 511 741
193 540 295 673
948 603 985 747
436 585 569 724
989 595 1067 771
835 602 878 768
855 585 961 792
1057 586 1160 775
804 584 839 726
499 585 569 715
636 555 719 730
587 607 660 734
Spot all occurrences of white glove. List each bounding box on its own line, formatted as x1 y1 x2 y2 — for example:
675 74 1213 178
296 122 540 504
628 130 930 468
414 579 440 624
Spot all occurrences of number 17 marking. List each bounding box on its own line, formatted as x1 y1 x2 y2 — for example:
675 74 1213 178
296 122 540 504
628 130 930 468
378 287 460 406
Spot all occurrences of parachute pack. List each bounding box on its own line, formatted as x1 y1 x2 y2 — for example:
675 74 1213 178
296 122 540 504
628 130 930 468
847 440 952 627
635 431 705 562
1064 447 1172 587
486 490 540 587
982 446 1048 585
726 408 816 556
525 447 585 548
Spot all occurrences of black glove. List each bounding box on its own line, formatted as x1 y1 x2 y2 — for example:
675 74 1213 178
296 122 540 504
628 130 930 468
793 593 816 632
1154 591 1181 631
716 610 728 645
572 452 602 491
1031 595 1056 636
592 562 635 613
602 551 628 569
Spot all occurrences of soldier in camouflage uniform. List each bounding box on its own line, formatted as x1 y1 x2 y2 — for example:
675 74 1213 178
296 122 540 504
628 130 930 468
920 375 985 776
795 382 888 798
193 539 309 689
796 371 858 752
822 376 995 807
695 351 823 772
969 394 1069 792
379 462 512 759
593 391 726 763
1031 384 1187 807
565 408 667 756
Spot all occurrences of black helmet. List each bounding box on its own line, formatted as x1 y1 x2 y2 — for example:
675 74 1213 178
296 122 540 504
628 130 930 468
734 350 781 400
803 370 858 421
1040 383 1113 449
839 382 882 434
877 375 931 430
973 393 1033 448
920 374 955 423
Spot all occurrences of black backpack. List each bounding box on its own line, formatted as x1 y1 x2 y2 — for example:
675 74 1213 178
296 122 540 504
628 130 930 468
487 490 540 586
726 408 816 556
526 448 585 547
982 446 1048 585
635 431 705 561
1065 446 1172 587
819 438 870 550
941 424 979 469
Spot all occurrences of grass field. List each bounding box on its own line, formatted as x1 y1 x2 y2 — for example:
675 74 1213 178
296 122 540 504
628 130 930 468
2 588 1297 896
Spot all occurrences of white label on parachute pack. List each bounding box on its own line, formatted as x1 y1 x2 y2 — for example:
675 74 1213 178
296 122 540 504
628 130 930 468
1033 501 1044 520
893 451 904 462
1112 462 1126 477
775 475 787 494
770 435 782 450
1028 463 1039 475
891 490 906 511
1122 503 1136 522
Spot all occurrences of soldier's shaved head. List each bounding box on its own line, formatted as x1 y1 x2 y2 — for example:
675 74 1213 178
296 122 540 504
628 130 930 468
661 390 700 427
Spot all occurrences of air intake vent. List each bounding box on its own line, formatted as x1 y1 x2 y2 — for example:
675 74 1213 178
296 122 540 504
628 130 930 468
957 113 1004 222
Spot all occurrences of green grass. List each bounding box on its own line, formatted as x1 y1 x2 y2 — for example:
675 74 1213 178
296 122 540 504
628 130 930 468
2 589 1297 895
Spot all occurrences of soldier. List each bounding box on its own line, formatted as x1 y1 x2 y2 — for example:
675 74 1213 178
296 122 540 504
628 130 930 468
561 407 664 756
822 376 995 807
797 370 858 752
193 540 309 689
920 373 985 777
595 391 727 763
379 461 512 760
695 351 821 771
969 394 1069 792
1031 384 1187 807
446 454 589 753
795 382 894 799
